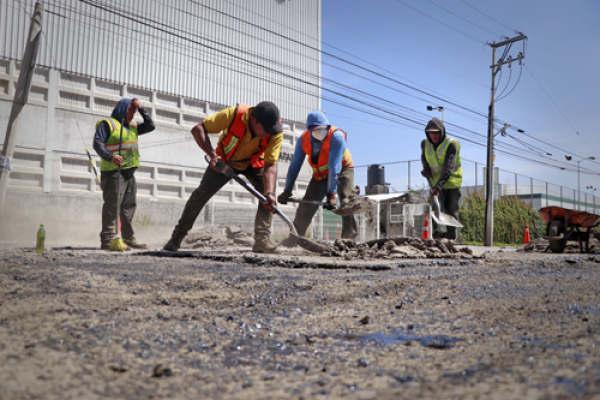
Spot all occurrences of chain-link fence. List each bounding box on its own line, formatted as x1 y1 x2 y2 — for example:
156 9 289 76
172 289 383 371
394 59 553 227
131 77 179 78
203 158 598 243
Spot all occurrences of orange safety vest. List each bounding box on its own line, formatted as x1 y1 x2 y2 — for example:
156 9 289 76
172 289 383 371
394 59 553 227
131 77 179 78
301 126 354 181
215 103 270 169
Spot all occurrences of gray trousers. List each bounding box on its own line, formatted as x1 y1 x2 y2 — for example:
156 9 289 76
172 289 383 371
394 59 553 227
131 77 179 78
170 165 273 241
100 170 137 245
435 187 462 240
293 168 358 239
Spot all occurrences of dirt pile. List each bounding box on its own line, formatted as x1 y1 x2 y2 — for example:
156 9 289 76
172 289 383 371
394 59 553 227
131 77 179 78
336 186 376 219
317 236 475 259
181 225 254 248
521 237 600 253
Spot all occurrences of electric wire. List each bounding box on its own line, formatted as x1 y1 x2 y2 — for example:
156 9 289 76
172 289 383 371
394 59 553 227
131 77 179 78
395 0 486 44
5 0 597 176
425 0 504 37
459 0 518 33
43 0 600 168
524 65 598 159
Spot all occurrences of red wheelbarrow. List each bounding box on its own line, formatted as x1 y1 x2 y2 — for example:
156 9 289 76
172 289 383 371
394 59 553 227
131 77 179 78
539 206 600 253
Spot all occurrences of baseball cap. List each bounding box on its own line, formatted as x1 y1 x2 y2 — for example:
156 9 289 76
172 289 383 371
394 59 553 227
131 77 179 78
252 101 283 135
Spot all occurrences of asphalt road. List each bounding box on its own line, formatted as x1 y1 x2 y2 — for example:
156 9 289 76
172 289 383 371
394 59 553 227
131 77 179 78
1 245 599 399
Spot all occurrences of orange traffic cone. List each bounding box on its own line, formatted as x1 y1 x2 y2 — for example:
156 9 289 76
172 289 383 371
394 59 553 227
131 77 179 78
523 224 530 245
325 230 329 240
422 214 430 240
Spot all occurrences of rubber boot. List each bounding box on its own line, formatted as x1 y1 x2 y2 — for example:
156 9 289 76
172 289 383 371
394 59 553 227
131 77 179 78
163 236 183 252
252 236 279 253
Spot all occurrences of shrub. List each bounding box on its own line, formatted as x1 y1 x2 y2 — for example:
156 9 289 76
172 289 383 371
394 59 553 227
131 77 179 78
459 189 544 245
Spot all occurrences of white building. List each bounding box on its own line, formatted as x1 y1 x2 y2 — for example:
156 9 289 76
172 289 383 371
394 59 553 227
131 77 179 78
0 0 322 245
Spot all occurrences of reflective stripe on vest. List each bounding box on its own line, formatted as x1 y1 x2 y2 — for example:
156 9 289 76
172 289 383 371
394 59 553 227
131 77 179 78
215 103 270 169
424 136 462 189
96 118 140 172
301 126 354 181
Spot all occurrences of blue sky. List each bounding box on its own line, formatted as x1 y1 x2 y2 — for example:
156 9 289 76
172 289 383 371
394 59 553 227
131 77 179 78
320 0 600 196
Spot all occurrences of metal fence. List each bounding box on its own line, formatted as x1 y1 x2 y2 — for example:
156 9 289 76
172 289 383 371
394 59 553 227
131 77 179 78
354 158 600 215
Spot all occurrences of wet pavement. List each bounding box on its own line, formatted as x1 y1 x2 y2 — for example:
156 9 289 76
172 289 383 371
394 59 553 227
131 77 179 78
0 244 599 399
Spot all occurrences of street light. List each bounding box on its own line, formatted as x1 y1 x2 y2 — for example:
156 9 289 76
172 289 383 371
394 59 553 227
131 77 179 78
426 106 444 123
565 155 596 210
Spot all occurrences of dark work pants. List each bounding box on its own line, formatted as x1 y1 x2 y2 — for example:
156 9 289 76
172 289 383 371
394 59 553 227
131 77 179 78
170 165 273 241
100 170 137 245
435 187 462 240
293 168 358 239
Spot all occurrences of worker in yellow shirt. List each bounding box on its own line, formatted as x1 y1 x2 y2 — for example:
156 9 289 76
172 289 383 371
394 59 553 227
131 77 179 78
163 102 284 253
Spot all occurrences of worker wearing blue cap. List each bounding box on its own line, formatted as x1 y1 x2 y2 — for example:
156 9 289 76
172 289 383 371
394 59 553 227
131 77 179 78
278 110 357 246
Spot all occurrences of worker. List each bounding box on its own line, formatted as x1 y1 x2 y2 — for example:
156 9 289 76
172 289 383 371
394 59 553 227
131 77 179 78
420 117 462 240
94 98 156 250
278 110 357 246
163 101 284 253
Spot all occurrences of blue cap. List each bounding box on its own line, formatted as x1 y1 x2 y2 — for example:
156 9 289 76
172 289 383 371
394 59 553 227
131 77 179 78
306 110 330 127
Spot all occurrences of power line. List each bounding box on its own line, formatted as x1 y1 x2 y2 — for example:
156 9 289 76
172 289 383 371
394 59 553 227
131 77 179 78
425 0 504 37
7 0 597 175
524 65 597 159
395 0 486 44
459 0 518 33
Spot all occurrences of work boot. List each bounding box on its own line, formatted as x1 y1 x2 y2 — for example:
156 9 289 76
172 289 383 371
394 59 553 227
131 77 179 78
252 237 279 253
163 237 182 252
123 239 148 250
280 236 298 248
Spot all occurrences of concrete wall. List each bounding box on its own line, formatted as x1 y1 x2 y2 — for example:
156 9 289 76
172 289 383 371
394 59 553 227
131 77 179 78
0 61 314 247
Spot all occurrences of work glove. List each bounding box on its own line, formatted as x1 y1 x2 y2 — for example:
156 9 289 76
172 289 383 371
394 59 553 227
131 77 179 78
421 168 432 178
325 192 337 210
277 190 292 205
431 187 440 198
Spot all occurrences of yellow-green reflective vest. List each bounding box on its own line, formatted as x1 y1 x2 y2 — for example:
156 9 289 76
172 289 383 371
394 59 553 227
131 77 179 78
96 118 140 172
424 136 462 189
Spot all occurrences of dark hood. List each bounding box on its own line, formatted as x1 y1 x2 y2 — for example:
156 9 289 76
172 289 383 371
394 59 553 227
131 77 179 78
425 117 446 146
110 98 132 123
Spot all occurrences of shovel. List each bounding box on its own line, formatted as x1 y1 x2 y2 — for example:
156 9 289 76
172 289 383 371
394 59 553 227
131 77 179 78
204 156 329 253
427 179 463 228
108 118 128 251
285 197 363 216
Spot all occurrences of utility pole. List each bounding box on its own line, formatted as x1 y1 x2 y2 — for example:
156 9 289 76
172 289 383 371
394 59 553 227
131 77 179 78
0 2 44 211
484 34 526 246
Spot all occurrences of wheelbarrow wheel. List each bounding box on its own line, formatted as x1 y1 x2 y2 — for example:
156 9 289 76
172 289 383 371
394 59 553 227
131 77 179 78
548 220 566 253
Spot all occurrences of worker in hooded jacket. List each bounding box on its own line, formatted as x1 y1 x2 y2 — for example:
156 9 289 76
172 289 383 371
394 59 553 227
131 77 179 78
420 117 462 240
93 98 156 250
278 110 357 246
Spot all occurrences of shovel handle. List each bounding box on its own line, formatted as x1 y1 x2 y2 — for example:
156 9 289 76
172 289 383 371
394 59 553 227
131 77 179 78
287 198 327 206
203 155 298 234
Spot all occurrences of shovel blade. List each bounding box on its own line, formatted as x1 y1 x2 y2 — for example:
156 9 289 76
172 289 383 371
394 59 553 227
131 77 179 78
288 233 330 253
431 211 463 228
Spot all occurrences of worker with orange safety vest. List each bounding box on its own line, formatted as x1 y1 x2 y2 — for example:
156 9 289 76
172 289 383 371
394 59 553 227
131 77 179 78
278 110 357 246
163 101 284 253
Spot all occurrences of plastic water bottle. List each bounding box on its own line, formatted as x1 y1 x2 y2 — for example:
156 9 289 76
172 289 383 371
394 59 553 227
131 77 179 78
36 224 45 253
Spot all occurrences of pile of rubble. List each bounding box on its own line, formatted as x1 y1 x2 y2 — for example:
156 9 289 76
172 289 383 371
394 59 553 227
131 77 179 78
181 225 254 248
177 225 477 259
318 236 476 259
521 237 600 253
